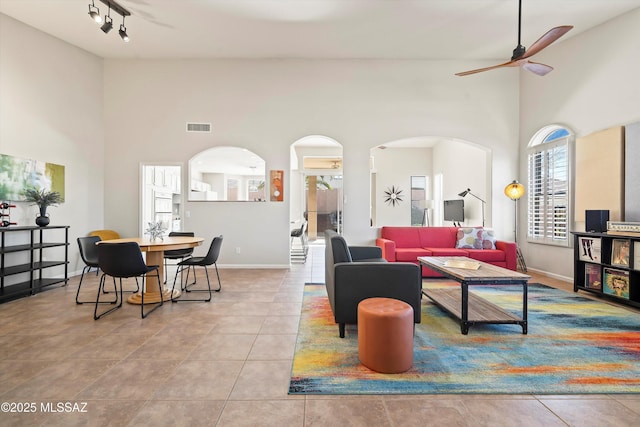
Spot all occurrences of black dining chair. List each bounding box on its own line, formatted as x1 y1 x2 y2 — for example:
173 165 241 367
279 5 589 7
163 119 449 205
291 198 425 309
163 231 195 284
77 236 140 305
76 236 102 304
95 242 162 319
171 235 223 302
290 221 308 262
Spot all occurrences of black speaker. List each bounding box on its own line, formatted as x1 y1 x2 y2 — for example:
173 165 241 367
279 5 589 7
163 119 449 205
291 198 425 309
585 210 609 233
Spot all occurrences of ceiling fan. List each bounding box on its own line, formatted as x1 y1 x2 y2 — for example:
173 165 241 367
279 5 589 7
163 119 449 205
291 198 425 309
456 0 573 77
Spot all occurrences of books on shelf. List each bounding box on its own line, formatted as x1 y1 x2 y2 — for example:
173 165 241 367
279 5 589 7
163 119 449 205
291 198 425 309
611 239 631 267
603 268 630 299
578 237 601 263
444 259 481 270
584 264 602 290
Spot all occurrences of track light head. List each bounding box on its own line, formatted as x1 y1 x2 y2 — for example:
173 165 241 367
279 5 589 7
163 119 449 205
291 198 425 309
88 2 102 23
101 16 113 33
119 24 129 42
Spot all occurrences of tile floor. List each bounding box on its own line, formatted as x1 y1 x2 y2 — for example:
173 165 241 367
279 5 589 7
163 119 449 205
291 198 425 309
1 244 639 426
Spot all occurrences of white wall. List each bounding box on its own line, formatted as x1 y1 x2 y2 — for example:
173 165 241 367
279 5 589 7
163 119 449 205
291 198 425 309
371 147 433 227
433 140 490 229
519 8 640 279
0 14 105 275
102 59 519 266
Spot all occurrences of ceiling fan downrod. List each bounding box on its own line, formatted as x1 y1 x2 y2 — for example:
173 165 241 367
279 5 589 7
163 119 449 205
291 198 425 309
511 0 526 60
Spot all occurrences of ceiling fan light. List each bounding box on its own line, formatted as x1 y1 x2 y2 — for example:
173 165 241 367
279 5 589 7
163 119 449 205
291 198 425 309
119 24 129 42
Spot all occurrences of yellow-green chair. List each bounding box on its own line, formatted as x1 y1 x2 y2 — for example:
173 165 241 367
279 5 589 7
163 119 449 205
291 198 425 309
88 229 121 241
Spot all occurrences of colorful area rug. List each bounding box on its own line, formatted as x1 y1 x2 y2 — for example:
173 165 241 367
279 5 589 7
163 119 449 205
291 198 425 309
289 283 640 394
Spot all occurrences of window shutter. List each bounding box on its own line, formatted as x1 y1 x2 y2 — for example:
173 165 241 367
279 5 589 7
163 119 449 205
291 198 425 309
527 136 570 246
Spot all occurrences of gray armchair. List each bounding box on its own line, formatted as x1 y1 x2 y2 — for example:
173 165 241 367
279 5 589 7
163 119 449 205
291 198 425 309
324 230 422 338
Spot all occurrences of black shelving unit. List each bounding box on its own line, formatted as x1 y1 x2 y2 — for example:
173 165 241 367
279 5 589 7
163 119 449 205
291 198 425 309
0 225 69 303
572 231 640 309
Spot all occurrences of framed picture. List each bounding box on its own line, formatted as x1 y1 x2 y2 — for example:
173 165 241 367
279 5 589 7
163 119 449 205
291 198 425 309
584 264 602 290
0 153 66 201
270 170 283 202
603 268 630 299
578 237 601 263
611 239 630 267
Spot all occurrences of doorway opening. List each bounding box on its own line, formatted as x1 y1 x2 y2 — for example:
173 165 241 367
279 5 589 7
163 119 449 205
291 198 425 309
140 164 183 237
290 136 343 250
305 173 343 239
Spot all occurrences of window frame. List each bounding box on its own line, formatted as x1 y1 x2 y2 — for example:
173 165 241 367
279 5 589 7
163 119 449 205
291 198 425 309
526 126 574 247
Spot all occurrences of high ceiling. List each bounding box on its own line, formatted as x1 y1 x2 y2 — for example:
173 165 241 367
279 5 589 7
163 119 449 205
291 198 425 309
1 0 639 61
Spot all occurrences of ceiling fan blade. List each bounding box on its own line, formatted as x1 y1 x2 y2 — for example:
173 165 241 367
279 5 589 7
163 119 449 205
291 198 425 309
455 60 518 76
521 25 573 59
522 61 554 76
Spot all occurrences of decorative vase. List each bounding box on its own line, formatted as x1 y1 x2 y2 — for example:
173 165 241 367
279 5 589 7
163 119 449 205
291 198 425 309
35 206 50 227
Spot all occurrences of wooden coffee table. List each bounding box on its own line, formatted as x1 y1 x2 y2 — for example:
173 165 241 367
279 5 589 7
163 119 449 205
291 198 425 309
418 256 531 335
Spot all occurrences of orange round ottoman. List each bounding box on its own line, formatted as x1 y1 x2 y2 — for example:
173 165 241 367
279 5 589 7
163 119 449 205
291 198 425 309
357 297 414 374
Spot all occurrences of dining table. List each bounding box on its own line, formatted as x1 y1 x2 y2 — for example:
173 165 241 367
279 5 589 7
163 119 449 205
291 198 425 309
98 235 204 304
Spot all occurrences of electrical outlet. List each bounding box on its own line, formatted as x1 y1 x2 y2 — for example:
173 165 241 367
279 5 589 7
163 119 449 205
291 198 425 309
236 247 241 254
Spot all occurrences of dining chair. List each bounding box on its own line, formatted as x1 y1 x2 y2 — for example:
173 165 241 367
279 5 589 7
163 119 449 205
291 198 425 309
171 235 223 302
95 242 162 319
88 229 121 241
290 221 308 262
163 231 195 285
77 236 141 305
76 236 102 304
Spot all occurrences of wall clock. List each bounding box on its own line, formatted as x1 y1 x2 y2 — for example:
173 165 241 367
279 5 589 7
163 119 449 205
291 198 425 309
384 185 403 207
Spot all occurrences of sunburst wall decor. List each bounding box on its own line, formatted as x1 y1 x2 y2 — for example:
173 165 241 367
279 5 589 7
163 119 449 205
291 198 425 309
384 185 403 207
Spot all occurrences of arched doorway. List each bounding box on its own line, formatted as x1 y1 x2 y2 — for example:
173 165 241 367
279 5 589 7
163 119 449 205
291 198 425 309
370 136 491 228
290 135 343 241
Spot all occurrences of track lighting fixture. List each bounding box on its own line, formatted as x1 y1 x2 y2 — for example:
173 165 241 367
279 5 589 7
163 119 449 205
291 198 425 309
88 0 102 23
119 23 129 42
100 13 113 33
89 0 131 42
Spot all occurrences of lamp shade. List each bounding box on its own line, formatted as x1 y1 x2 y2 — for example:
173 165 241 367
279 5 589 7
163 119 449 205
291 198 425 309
504 180 525 200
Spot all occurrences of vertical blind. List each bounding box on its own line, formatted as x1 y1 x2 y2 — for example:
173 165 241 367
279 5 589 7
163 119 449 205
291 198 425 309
527 136 570 246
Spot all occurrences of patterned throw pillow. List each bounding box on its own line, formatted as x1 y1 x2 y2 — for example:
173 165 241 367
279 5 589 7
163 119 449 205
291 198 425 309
455 227 496 250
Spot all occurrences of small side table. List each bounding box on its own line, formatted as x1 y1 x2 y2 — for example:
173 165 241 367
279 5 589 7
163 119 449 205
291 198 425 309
357 297 414 374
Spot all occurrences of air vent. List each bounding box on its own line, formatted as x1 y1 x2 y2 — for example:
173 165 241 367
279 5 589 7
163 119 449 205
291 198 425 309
186 122 211 133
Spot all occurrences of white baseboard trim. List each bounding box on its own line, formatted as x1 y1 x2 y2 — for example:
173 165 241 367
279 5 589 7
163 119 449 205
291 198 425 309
526 266 573 283
216 264 291 269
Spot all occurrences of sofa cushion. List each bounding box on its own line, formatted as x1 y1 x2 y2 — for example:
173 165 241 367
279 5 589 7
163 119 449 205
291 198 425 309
330 234 353 263
466 249 505 263
455 227 496 249
418 227 458 248
481 229 497 249
395 248 432 262
425 247 470 257
381 227 421 248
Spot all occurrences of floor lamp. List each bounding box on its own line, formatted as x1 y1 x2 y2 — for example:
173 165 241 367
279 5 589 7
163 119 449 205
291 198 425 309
458 189 486 227
504 180 527 272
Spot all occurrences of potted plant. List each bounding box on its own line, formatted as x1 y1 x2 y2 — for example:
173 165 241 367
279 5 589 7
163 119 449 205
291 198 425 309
22 187 62 227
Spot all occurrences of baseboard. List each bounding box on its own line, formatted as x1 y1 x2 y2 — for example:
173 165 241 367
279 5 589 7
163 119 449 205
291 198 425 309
216 264 291 269
525 266 573 283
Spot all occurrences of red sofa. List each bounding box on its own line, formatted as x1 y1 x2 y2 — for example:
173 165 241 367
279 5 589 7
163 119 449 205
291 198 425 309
376 226 517 277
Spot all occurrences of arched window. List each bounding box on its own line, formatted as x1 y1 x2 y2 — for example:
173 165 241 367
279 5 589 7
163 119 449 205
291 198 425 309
527 125 573 246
